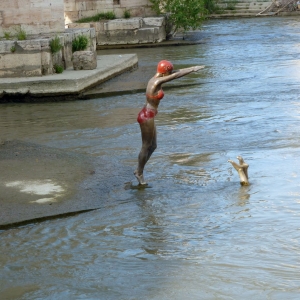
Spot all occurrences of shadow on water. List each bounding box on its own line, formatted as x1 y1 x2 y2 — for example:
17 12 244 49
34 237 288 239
1 17 300 299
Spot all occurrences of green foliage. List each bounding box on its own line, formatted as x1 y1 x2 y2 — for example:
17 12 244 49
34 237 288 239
50 36 62 54
76 12 116 23
226 0 237 10
4 32 11 40
17 29 27 40
54 64 64 74
10 46 16 53
150 0 208 38
72 35 89 52
124 10 131 18
203 0 223 14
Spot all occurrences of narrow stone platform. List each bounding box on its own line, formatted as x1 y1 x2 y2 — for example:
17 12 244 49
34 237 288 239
0 54 138 102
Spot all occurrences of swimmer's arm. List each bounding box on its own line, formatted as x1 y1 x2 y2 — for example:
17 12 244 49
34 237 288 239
158 66 205 84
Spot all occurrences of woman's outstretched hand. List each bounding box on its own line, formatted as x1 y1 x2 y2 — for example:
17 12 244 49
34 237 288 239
193 66 205 72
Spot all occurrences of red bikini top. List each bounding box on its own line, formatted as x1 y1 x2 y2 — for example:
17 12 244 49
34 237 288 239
146 89 164 101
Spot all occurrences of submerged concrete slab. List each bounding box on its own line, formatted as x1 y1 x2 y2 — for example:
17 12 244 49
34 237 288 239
0 54 138 102
0 140 132 229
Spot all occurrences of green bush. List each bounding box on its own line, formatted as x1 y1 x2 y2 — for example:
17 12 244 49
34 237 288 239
76 12 116 23
4 32 11 40
203 0 223 13
50 36 62 54
124 10 131 18
72 35 89 52
17 29 27 40
54 64 64 74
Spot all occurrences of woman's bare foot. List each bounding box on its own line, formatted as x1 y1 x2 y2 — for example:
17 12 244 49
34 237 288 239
134 170 147 185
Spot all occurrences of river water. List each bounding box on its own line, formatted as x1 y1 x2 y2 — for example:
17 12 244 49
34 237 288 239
1 17 300 299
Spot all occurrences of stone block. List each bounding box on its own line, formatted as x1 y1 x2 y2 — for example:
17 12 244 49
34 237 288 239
113 8 125 18
64 0 77 12
90 22 102 32
144 7 157 17
30 0 48 9
85 1 94 10
104 18 143 30
41 50 53 75
68 23 91 29
143 17 165 27
61 32 73 69
2 9 15 25
21 24 51 35
14 9 32 24
73 50 97 70
17 40 41 52
0 41 16 54
49 20 65 33
128 7 145 17
41 8 52 21
0 52 42 77
76 1 87 11
52 50 63 70
93 2 113 10
121 0 149 7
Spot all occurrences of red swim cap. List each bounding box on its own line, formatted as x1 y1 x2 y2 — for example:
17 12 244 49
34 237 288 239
157 60 173 74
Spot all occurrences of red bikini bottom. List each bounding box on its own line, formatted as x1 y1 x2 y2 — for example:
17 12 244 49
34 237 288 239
137 106 158 124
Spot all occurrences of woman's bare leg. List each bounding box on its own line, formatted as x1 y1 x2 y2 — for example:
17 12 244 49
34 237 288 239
135 119 157 184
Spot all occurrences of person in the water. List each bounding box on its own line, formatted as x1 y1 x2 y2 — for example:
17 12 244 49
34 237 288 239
134 60 205 185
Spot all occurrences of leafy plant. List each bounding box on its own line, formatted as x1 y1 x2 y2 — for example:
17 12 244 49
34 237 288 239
76 12 116 23
203 0 223 14
150 0 208 39
226 0 237 10
72 35 89 52
17 29 27 40
4 32 11 40
10 46 16 53
50 35 63 54
54 64 64 74
124 10 131 18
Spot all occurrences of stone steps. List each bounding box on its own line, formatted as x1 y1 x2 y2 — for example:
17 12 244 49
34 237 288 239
210 0 273 18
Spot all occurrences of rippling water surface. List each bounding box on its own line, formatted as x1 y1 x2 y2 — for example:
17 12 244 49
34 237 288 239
1 17 300 299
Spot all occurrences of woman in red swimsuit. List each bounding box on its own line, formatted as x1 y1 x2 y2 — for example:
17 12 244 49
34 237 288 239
134 60 205 185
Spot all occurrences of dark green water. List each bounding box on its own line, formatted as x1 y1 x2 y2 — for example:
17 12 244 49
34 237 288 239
1 17 300 299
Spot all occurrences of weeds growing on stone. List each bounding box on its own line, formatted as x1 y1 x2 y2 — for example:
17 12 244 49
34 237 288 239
124 10 131 18
72 35 89 52
54 64 64 74
203 0 224 14
10 46 16 53
17 29 27 40
4 32 11 40
50 36 62 54
226 0 238 10
76 12 116 23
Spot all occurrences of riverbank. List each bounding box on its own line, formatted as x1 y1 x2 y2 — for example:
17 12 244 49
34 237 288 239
0 54 138 103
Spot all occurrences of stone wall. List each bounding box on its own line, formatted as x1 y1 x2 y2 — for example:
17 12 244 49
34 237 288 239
68 17 166 46
0 28 96 78
64 0 156 24
0 0 65 37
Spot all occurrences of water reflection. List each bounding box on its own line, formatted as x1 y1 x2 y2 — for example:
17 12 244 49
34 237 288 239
1 16 300 299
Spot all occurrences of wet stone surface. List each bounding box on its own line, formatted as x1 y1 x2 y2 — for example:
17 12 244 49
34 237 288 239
0 140 131 228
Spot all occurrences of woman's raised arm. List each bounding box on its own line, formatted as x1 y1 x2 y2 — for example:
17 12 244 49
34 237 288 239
157 65 205 84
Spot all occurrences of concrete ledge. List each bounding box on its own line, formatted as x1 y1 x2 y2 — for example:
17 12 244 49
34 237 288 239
0 54 138 102
0 140 132 229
